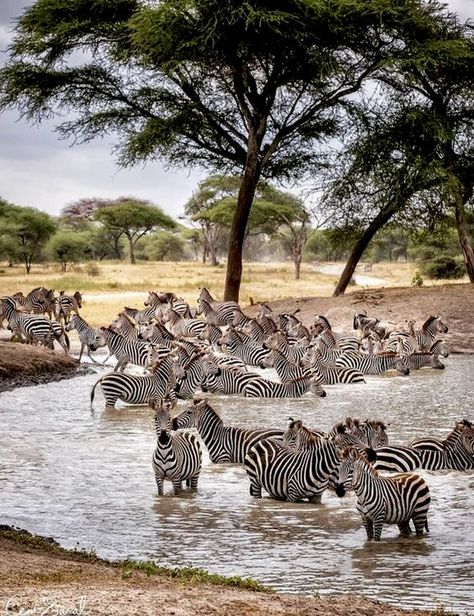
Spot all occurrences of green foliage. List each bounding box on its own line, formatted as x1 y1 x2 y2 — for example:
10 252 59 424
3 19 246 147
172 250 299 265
420 255 466 279
48 230 92 269
0 201 57 272
411 271 424 287
142 231 186 262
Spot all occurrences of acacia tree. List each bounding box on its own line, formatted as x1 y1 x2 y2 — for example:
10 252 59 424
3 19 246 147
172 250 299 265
95 198 175 264
0 0 444 301
0 203 57 273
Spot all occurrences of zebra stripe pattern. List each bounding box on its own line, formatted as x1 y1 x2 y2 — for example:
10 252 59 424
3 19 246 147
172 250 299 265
409 420 474 470
66 315 106 362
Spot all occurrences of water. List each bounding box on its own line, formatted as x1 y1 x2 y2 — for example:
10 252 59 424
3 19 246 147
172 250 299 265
1 357 473 612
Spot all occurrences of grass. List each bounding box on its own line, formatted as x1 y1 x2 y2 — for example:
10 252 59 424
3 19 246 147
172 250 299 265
0 526 269 593
0 259 468 327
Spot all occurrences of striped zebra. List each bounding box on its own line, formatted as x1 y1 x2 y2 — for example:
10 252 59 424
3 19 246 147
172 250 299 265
409 420 474 470
304 348 366 384
335 448 430 541
242 319 266 346
353 312 389 341
407 352 445 370
54 291 82 325
152 399 201 495
412 315 449 351
198 323 223 348
202 362 261 394
255 312 278 337
13 287 55 316
172 399 283 463
244 421 340 502
65 315 106 362
100 327 160 372
174 352 208 399
334 421 421 473
90 352 182 410
311 316 359 351
110 312 140 340
217 328 270 368
264 331 308 364
164 307 207 338
203 351 248 372
1 297 68 352
197 287 239 324
197 298 230 326
137 322 176 348
262 349 309 381
429 339 449 358
243 374 326 398
335 350 410 375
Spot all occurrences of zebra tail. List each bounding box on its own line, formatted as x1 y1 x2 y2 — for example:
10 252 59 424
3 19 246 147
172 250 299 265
63 330 70 352
425 519 429 533
90 378 103 407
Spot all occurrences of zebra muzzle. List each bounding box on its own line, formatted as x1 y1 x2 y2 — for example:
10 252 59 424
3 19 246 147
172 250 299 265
335 484 346 498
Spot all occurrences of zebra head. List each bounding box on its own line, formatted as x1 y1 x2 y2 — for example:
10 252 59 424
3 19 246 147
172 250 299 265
334 447 359 497
394 351 410 375
309 377 326 397
73 291 83 308
151 398 172 445
90 328 107 351
65 315 78 332
172 397 208 430
459 420 474 454
429 339 449 358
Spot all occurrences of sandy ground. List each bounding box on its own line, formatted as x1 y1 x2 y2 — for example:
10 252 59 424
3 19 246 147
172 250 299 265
0 528 434 616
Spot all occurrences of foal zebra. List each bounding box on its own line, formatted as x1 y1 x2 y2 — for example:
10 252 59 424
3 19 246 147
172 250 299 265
245 421 340 502
152 399 201 495
335 448 430 541
409 420 474 470
172 399 283 464
65 315 106 362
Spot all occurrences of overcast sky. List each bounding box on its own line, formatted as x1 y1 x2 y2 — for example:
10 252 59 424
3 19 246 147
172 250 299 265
1 0 473 220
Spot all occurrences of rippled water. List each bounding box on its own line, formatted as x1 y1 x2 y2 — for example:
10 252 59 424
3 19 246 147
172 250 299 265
1 357 473 612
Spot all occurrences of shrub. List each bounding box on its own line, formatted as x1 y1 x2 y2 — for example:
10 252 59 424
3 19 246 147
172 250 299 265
420 255 465 280
411 271 424 287
85 262 101 277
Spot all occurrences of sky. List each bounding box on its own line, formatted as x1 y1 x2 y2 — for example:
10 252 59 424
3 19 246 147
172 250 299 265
1 0 473 220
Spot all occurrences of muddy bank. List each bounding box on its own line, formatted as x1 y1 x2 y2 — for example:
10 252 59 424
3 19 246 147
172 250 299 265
0 342 91 392
0 527 434 616
248 283 474 353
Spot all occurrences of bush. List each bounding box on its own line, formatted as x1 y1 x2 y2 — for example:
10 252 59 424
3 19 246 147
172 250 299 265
411 271 424 287
85 262 101 277
420 255 465 280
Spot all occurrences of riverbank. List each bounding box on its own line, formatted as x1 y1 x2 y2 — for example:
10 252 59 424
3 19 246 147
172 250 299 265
0 527 435 616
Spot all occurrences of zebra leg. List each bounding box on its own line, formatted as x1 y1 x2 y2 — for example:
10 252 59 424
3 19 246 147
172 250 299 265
87 346 99 364
372 516 385 541
155 477 164 496
249 482 262 498
412 514 429 536
78 343 85 362
102 352 113 365
172 479 182 495
397 521 412 536
361 515 374 541
189 475 199 489
308 493 322 504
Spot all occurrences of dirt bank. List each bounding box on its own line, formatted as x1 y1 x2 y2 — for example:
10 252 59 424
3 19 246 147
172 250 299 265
0 527 433 616
0 342 90 392
248 283 474 353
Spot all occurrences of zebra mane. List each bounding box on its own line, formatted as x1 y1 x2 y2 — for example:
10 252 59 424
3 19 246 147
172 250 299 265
421 315 437 330
459 418 473 429
316 315 331 329
335 422 347 434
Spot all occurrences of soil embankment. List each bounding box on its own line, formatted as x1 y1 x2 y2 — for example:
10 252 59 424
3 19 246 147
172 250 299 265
0 527 433 616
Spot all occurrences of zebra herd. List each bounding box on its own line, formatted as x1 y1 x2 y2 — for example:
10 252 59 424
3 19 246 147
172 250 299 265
2 285 471 541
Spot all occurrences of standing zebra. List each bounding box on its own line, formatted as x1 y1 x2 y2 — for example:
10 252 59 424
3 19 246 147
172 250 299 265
172 399 283 463
409 420 474 470
304 348 366 384
100 327 160 372
152 399 201 495
202 364 262 395
335 448 430 541
335 350 410 375
411 315 449 351
217 328 270 368
65 315 106 362
90 352 182 410
163 307 207 338
197 288 239 324
244 421 340 502
55 291 82 325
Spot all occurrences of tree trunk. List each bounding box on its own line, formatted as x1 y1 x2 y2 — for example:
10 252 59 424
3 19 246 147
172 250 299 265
24 254 31 274
453 191 474 283
294 257 301 280
333 205 399 296
128 236 136 264
209 241 218 266
224 144 261 302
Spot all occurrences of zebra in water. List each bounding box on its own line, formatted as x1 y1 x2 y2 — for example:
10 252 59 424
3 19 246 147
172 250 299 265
201 362 261 394
264 330 308 364
203 351 248 372
197 298 230 326
412 315 449 351
100 327 160 372
335 448 430 541
409 420 474 470
172 399 283 463
152 398 201 495
243 374 326 398
65 315 106 362
244 421 340 502
54 291 82 326
174 352 209 399
335 350 410 375
90 352 182 410
353 312 389 341
217 328 270 368
407 352 445 370
303 348 366 384
311 316 359 351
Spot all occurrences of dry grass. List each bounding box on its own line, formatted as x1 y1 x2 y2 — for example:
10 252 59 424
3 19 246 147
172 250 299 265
0 260 468 327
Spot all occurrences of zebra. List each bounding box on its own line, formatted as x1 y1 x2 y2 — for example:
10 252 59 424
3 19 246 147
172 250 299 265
196 298 230 326
163 307 207 338
198 323 224 349
13 287 55 316
110 312 140 340
54 291 82 325
90 352 182 410
353 312 389 341
264 330 308 364
217 328 270 368
262 348 309 381
137 322 176 348
174 352 208 399
335 448 430 541
335 350 410 375
172 398 283 463
243 374 326 398
311 315 359 351
304 347 366 384
203 351 248 372
100 327 160 372
242 319 266 346
65 315 106 362
151 398 202 495
244 421 340 502
1 296 68 352
407 352 445 370
201 363 262 395
197 287 239 324
412 315 449 351
429 339 449 358
409 419 474 470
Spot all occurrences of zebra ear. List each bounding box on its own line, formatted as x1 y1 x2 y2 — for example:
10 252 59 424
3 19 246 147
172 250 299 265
365 448 377 463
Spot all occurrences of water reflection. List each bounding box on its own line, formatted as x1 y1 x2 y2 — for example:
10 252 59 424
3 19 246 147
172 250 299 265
0 357 473 612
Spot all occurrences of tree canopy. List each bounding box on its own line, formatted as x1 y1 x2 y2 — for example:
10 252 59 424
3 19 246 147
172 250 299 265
0 0 450 300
